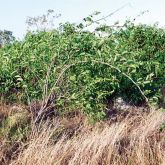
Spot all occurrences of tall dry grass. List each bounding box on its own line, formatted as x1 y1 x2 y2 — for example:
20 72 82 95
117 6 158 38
11 108 165 165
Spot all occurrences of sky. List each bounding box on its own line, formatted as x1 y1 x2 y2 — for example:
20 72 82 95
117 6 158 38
0 0 165 39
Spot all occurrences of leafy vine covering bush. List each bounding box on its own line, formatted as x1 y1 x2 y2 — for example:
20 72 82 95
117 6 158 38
0 16 165 120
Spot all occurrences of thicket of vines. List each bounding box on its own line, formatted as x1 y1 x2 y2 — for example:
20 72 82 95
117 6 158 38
0 14 165 120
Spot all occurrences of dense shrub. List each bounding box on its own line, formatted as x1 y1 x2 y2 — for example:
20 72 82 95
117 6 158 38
0 20 165 120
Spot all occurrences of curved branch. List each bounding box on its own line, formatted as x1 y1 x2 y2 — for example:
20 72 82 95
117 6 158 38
46 59 149 109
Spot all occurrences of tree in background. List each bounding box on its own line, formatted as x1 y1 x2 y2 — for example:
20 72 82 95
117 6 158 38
0 30 15 47
26 9 61 32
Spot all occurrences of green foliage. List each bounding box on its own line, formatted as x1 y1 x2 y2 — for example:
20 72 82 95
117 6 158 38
0 17 165 121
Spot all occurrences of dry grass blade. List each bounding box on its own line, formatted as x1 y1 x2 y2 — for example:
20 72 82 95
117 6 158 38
11 109 165 165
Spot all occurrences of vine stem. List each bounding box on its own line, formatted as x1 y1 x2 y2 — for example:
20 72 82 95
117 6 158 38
91 60 149 103
94 3 131 23
45 59 149 111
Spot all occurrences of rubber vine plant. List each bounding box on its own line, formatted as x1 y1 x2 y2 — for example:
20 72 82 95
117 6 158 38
1 9 165 121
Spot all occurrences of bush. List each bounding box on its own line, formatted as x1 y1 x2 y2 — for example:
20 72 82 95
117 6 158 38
0 19 165 120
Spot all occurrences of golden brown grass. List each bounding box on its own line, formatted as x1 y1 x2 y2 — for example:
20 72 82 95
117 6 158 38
8 107 165 165
0 104 30 165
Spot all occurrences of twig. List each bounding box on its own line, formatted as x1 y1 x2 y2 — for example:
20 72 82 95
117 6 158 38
94 3 131 23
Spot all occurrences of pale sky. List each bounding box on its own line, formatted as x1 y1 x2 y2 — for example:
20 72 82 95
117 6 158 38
0 0 164 39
